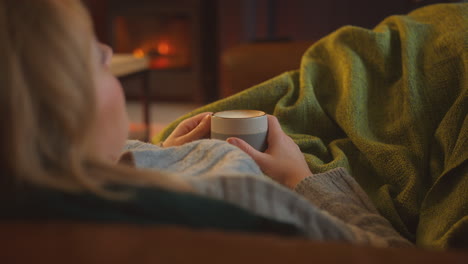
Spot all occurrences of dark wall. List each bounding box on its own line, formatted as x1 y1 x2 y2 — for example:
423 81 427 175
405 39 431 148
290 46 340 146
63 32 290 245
83 0 457 61
83 0 458 101
218 0 455 53
82 0 109 43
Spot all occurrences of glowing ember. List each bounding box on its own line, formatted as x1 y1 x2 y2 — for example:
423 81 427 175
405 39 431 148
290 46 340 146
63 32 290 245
151 57 170 69
133 49 145 58
157 42 170 55
131 41 189 69
115 16 191 70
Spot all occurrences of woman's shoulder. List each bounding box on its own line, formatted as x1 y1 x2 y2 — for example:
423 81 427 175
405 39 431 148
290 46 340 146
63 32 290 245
0 183 300 237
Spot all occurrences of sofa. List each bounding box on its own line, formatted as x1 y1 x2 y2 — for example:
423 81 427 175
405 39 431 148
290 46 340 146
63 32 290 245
4 4 467 261
1 221 467 263
2 41 466 264
152 2 467 255
220 41 315 98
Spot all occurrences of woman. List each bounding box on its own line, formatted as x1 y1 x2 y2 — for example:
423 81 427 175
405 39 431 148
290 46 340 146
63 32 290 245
0 0 411 247
0 0 192 194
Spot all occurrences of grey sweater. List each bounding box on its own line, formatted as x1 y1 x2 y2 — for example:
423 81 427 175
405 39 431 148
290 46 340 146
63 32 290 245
123 139 412 247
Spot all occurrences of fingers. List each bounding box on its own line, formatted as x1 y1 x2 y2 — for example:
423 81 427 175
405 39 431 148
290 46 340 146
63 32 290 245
182 112 213 129
180 114 211 141
266 115 284 141
190 112 213 123
173 112 212 136
265 115 289 152
164 113 212 147
227 137 264 163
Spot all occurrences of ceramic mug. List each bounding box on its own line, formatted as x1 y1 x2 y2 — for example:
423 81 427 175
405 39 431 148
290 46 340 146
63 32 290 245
211 110 268 152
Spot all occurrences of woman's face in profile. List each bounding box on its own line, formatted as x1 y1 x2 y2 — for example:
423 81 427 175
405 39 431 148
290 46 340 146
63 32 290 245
91 42 129 162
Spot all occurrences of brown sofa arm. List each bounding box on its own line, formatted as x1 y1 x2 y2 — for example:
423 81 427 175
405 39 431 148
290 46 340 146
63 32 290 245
1 221 467 263
220 41 315 98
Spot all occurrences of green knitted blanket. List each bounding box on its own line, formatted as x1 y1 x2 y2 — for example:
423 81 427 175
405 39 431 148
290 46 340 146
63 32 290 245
154 3 467 249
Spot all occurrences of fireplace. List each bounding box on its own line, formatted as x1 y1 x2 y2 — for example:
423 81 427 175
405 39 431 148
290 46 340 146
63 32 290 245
114 15 192 70
96 0 218 103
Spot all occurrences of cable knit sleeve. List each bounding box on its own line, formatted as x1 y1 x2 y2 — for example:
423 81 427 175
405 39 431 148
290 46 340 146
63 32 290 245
294 168 412 247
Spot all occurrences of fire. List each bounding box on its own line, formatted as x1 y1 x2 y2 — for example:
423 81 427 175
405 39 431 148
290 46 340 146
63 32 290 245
157 42 170 55
151 57 170 69
133 49 145 58
133 42 171 58
131 41 187 69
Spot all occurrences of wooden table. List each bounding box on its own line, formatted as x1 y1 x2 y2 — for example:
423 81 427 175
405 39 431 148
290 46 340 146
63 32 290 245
110 54 151 141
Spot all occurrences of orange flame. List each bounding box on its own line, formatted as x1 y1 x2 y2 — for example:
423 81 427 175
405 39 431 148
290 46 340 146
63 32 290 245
157 42 170 55
133 49 145 58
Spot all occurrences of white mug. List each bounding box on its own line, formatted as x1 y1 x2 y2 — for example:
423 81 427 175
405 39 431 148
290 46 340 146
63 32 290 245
211 110 268 152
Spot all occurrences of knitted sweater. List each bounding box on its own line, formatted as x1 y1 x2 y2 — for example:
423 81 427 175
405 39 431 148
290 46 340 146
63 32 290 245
124 139 412 247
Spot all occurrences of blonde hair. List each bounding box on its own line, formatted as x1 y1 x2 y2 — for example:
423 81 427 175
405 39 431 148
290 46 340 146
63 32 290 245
0 0 191 197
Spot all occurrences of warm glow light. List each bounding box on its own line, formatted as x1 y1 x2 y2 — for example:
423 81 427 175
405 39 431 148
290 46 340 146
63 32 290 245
133 49 145 58
151 57 170 69
157 42 170 55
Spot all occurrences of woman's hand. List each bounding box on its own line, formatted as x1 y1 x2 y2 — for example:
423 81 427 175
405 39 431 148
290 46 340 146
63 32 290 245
162 112 212 148
227 115 311 189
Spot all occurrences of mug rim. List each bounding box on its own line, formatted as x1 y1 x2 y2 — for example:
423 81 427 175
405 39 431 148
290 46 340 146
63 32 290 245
213 110 266 119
